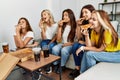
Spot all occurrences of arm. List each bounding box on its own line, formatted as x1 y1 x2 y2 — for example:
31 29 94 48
76 44 106 56
15 27 34 48
84 34 92 47
41 28 46 40
14 35 20 48
25 41 39 48
57 27 62 42
81 29 92 46
56 20 63 42
15 35 33 48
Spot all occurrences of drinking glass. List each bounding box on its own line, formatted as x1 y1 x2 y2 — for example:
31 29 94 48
42 45 49 58
32 47 41 62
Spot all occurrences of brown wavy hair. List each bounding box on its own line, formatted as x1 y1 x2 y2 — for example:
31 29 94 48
93 10 118 48
18 17 33 33
80 4 95 18
62 9 76 42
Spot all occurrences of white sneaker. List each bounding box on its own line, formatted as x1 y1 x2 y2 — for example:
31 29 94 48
46 66 52 74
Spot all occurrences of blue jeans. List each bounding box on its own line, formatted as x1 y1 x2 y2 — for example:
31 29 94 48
80 51 120 73
52 43 72 66
72 42 85 66
40 39 57 53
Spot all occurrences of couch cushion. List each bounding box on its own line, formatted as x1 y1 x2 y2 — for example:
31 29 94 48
75 62 120 80
111 20 119 32
65 54 75 69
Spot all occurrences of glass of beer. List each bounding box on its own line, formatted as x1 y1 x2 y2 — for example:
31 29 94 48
42 45 49 58
32 47 41 62
2 42 9 53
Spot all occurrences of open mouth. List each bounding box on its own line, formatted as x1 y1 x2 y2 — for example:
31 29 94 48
43 18 46 21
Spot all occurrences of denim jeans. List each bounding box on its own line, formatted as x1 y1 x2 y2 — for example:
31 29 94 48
52 43 72 66
80 51 120 73
72 42 85 66
40 39 57 53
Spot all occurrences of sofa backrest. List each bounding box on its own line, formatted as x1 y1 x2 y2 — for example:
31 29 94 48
111 20 119 32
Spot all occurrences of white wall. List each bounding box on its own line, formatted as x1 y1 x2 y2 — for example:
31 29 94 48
0 0 103 52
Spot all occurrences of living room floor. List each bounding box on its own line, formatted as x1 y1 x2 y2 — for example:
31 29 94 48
24 68 74 80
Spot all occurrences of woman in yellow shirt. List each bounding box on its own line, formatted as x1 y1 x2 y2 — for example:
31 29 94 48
76 10 120 73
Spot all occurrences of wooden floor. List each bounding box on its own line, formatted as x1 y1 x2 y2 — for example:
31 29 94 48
24 68 74 80
44 68 74 80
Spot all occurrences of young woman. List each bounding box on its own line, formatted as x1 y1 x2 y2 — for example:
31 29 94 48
39 9 58 73
76 10 120 73
69 4 95 78
52 9 76 73
14 17 38 49
39 9 58 53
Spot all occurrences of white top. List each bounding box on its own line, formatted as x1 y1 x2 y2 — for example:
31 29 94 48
62 25 71 43
40 23 58 39
21 31 34 44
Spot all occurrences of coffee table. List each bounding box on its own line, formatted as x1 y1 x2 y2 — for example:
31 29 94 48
17 54 61 80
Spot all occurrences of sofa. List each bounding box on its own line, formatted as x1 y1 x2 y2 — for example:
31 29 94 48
75 62 120 80
65 20 119 69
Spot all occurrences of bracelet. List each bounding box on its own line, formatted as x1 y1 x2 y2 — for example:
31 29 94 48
80 46 84 52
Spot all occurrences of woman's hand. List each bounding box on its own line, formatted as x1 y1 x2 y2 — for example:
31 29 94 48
81 29 89 36
62 43 67 47
15 24 22 34
58 20 64 27
39 19 44 29
76 46 84 56
76 18 85 26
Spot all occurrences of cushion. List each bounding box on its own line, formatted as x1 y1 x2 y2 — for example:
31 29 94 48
111 20 119 32
75 62 120 80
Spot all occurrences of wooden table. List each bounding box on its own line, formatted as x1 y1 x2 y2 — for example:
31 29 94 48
17 54 61 80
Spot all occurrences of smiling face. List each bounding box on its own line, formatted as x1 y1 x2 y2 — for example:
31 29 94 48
19 19 27 29
41 11 50 22
18 18 28 33
63 11 70 23
82 8 92 20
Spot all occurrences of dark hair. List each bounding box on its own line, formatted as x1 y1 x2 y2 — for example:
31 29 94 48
62 9 76 42
80 4 95 18
18 17 33 32
80 4 95 40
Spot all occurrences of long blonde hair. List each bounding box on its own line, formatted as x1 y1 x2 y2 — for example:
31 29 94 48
41 9 55 31
93 10 118 47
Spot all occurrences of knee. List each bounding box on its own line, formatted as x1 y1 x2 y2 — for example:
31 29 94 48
52 46 59 55
61 48 69 56
49 43 56 49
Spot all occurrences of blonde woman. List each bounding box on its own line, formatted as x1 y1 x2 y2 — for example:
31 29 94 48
39 9 58 53
39 9 58 73
77 10 120 73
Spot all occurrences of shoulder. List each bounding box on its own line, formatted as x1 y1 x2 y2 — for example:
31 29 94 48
26 31 34 37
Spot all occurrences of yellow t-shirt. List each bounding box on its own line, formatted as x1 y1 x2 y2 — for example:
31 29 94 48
91 30 120 52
